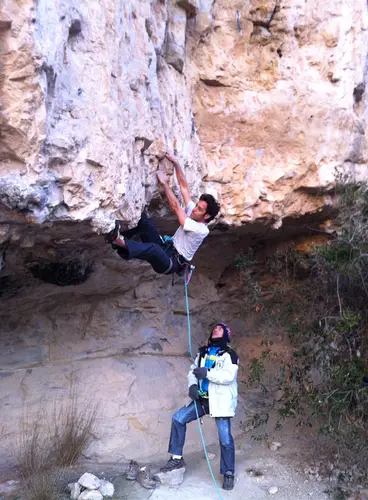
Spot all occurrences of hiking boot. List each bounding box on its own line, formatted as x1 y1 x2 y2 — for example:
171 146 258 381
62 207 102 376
125 459 139 480
223 471 235 490
137 466 159 489
160 457 186 473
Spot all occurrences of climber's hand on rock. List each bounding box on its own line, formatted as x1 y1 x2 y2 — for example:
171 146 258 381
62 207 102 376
193 367 207 380
157 171 167 185
165 151 178 165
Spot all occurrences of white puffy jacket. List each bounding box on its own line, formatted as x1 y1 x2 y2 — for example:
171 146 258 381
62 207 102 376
187 346 239 418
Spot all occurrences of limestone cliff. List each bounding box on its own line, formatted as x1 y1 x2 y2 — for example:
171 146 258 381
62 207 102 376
1 0 367 239
0 0 368 471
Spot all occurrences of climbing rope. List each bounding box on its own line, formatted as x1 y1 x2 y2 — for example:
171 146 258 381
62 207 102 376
184 273 224 500
235 10 243 36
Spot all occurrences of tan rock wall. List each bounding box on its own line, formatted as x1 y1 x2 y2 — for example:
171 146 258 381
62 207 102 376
189 0 368 226
1 0 368 473
1 0 367 236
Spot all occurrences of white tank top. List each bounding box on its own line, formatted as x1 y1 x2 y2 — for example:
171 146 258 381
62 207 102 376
172 201 209 261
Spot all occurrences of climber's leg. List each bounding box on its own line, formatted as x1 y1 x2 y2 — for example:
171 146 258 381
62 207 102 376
136 213 163 245
105 214 163 246
116 241 172 274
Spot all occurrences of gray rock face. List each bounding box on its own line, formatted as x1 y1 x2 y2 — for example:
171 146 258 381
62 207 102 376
268 486 279 495
165 5 187 73
98 480 115 497
78 473 101 490
78 491 103 500
154 467 186 487
68 482 81 500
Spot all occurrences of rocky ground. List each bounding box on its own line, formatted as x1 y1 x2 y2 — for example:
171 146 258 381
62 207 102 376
114 438 331 500
0 425 335 500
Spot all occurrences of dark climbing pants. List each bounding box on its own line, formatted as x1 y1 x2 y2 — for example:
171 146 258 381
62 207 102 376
116 214 180 274
168 401 235 475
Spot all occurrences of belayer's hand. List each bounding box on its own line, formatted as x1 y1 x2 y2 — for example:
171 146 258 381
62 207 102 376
156 171 167 185
188 384 199 400
193 367 207 380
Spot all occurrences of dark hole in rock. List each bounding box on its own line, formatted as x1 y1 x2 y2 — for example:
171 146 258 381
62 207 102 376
353 82 365 103
277 48 282 57
0 276 23 298
29 259 93 286
200 78 228 88
216 283 226 289
145 19 153 39
213 222 230 232
42 63 57 100
69 19 82 37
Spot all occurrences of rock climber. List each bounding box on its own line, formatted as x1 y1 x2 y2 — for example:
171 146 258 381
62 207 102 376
160 322 239 491
104 152 220 275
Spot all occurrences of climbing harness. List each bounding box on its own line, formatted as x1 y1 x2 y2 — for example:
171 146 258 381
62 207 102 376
184 274 224 500
184 263 195 286
162 236 195 283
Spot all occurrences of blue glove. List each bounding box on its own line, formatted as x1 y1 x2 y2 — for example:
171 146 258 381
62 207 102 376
188 384 199 400
193 367 207 380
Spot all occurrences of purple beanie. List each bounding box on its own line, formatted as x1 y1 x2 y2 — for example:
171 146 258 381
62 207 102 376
216 322 232 342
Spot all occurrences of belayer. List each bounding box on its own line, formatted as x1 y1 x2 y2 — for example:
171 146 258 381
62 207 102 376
160 322 239 491
105 152 220 275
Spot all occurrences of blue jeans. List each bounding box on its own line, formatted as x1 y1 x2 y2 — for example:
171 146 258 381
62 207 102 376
116 214 179 274
168 401 235 475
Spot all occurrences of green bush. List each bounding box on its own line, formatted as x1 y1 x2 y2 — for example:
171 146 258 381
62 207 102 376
238 176 368 485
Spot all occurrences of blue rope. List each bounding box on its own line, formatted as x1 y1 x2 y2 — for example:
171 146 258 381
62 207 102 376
184 274 224 500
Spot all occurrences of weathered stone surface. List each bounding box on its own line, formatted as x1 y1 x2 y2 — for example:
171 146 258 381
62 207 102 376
69 482 81 500
188 0 368 226
269 441 282 452
78 491 103 500
154 467 186 487
0 0 203 234
177 0 199 17
98 480 114 497
0 0 367 236
165 6 187 73
0 480 20 495
0 346 48 369
78 473 101 490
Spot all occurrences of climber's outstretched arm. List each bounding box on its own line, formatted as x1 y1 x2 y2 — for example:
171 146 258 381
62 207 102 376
157 171 186 227
165 152 191 206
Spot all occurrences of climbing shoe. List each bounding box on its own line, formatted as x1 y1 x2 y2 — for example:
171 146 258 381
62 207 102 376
104 220 121 244
125 459 139 480
112 220 121 240
137 466 159 489
160 457 186 473
223 471 235 490
104 229 115 244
